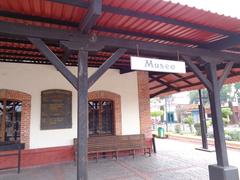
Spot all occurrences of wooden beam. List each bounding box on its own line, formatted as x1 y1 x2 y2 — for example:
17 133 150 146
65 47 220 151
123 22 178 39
150 87 174 98
1 21 240 62
61 47 72 64
28 38 78 89
61 40 104 51
119 68 133 74
202 35 240 50
79 0 102 33
149 74 169 83
218 61 234 88
173 74 193 86
198 89 209 150
149 74 180 92
0 10 78 27
61 39 240 63
88 48 127 88
182 55 212 91
77 50 89 180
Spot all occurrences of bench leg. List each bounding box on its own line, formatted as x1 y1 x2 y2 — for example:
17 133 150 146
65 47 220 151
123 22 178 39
18 148 21 173
148 148 151 157
128 150 131 157
96 153 98 162
74 151 77 166
132 150 135 159
128 150 135 159
144 148 151 157
116 151 118 160
112 152 117 160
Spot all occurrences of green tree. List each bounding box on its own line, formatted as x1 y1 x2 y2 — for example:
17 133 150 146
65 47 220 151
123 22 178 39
151 110 164 118
234 83 240 103
220 84 232 105
220 83 240 124
184 115 194 133
189 89 209 105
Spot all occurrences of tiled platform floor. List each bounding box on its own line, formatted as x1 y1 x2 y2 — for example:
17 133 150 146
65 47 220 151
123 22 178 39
0 139 239 180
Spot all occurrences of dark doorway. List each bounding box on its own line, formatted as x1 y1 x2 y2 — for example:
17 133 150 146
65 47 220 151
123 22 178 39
0 100 22 143
88 100 114 136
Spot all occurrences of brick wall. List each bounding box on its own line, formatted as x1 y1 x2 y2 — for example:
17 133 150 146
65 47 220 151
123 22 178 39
137 72 152 138
0 89 31 149
88 91 122 135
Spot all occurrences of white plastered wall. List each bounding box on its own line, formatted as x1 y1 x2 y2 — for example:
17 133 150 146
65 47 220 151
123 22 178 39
0 62 140 148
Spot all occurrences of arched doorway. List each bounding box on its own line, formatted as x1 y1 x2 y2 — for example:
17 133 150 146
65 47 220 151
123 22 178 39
88 91 122 135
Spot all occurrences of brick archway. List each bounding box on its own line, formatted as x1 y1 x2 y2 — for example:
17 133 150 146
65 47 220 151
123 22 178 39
0 89 31 149
88 91 122 135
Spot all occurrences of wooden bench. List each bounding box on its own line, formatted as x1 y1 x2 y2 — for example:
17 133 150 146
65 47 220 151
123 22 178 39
74 134 151 163
115 134 151 159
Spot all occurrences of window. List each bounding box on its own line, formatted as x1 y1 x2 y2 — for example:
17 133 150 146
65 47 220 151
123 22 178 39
0 99 22 143
88 100 114 136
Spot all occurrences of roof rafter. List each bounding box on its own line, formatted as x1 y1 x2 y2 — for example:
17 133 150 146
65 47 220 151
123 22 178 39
149 74 169 83
149 74 180 92
150 71 240 98
173 74 193 86
93 26 203 46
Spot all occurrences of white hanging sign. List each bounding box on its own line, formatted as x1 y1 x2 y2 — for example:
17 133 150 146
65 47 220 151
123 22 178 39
130 56 186 73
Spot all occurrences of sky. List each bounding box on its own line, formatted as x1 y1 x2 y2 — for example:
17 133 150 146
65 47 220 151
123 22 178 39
167 0 240 19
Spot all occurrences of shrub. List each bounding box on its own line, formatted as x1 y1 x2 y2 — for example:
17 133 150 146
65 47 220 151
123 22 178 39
225 130 240 141
221 108 232 126
222 108 232 118
206 119 212 128
208 132 214 138
175 124 181 134
194 123 201 136
223 118 230 127
225 134 232 141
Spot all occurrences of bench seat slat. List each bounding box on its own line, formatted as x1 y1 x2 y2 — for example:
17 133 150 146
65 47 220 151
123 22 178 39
73 134 151 163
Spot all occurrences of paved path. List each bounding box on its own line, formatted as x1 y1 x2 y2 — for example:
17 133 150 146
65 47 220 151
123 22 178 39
0 139 239 180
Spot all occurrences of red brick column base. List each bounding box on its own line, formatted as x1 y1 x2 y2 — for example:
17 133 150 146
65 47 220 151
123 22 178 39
137 72 152 139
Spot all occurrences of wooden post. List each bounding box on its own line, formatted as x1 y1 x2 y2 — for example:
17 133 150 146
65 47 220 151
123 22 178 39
77 50 89 180
206 62 229 167
198 89 208 150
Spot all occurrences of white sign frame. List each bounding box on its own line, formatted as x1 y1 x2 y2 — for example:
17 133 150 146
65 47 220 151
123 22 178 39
130 56 186 73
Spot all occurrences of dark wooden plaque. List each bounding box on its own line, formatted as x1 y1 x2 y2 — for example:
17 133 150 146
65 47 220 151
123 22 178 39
41 90 72 130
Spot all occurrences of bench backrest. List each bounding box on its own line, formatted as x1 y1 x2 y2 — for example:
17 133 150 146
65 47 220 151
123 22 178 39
73 134 147 152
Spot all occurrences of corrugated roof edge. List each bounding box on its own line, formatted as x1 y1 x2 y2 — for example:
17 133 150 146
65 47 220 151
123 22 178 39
165 0 240 20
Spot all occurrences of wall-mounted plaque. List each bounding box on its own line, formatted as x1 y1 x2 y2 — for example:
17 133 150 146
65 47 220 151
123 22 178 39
41 90 72 130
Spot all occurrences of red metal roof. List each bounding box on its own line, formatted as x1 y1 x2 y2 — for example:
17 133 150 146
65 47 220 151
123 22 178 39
0 0 240 97
0 0 240 45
